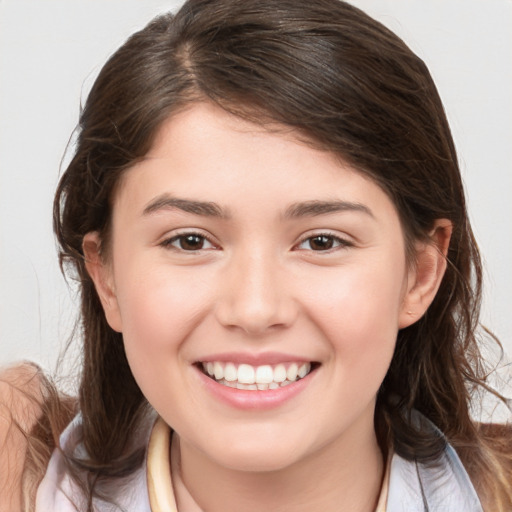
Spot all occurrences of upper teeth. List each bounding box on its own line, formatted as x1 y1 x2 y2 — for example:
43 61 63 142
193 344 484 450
202 361 312 388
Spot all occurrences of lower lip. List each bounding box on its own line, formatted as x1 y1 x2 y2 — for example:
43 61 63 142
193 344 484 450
195 367 316 410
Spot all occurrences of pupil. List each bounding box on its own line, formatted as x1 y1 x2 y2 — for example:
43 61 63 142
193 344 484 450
181 235 203 250
311 235 333 250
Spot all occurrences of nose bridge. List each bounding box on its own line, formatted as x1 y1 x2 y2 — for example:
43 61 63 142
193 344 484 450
215 246 295 334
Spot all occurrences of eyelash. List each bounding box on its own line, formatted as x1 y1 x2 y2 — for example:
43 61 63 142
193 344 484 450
160 231 218 252
295 232 353 253
160 231 352 253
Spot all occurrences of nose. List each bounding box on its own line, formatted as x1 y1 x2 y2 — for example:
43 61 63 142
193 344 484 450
214 250 298 336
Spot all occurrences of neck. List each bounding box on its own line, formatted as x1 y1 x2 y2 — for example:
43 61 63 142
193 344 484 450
172 416 384 512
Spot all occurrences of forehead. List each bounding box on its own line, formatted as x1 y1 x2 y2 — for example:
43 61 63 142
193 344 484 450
113 102 401 228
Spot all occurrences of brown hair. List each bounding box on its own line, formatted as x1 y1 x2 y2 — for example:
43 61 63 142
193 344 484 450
26 0 512 509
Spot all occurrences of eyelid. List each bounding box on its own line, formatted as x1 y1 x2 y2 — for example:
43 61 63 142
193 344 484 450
294 231 354 252
159 229 220 251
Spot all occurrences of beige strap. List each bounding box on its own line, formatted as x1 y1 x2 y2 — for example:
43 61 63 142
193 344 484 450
147 417 178 512
374 450 391 512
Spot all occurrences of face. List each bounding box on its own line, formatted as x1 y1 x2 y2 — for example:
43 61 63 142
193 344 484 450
87 103 433 474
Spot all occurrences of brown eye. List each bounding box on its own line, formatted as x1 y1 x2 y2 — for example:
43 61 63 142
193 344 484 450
308 235 334 251
296 233 352 252
179 234 205 250
162 233 216 251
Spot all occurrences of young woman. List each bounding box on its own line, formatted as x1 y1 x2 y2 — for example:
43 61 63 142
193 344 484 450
1 0 511 510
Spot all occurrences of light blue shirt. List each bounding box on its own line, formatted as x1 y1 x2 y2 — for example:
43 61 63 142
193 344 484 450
37 411 483 511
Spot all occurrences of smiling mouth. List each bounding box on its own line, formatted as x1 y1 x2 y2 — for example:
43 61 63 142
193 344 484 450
199 361 317 390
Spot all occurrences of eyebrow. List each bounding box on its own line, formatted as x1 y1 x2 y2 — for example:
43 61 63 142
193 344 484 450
142 194 230 218
283 200 374 219
142 195 373 220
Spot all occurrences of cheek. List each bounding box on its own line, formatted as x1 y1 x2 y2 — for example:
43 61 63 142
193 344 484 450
112 263 213 374
304 258 406 365
113 267 216 419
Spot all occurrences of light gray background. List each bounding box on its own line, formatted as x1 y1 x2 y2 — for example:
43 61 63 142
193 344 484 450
1 0 511 375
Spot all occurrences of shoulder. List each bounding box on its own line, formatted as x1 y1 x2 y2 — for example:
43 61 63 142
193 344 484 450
0 362 44 443
0 363 45 512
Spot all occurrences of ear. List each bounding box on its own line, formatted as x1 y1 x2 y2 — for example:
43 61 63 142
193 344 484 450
398 219 453 329
82 232 123 333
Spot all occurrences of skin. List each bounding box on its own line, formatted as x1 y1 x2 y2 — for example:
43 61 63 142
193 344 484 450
84 102 451 512
0 364 43 512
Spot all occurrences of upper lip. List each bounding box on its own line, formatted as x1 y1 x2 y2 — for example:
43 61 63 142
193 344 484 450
196 352 316 366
